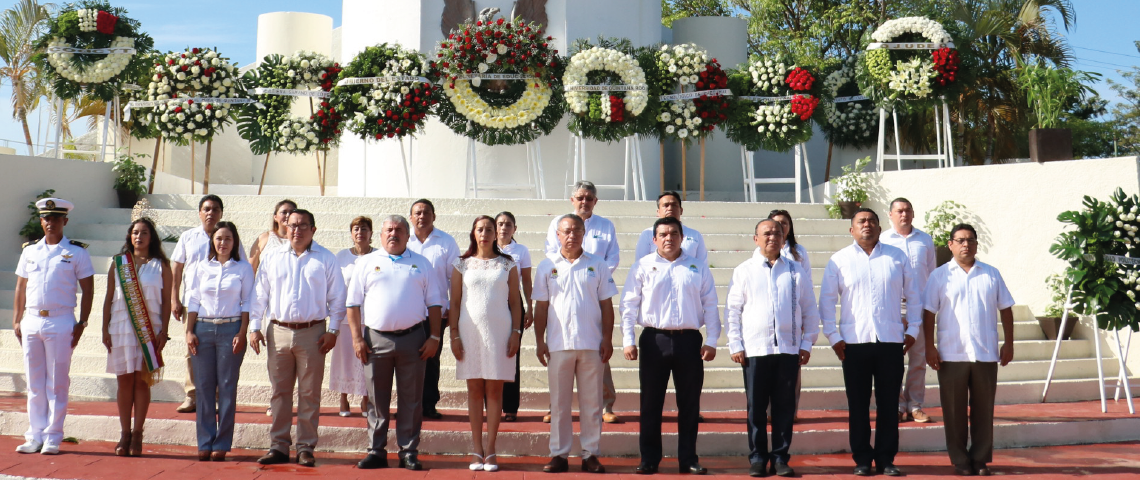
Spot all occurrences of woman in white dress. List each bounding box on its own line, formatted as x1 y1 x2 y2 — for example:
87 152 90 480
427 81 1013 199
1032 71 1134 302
101 218 172 457
450 216 523 472
494 211 533 422
248 199 295 273
332 216 373 416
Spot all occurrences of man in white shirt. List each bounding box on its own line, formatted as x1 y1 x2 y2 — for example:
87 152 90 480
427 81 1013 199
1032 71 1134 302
634 191 708 262
819 208 920 477
346 215 443 471
622 217 719 475
726 219 819 478
407 199 460 420
170 195 247 414
248 209 347 468
923 224 1014 477
534 214 618 474
879 198 938 424
13 198 94 455
545 181 622 423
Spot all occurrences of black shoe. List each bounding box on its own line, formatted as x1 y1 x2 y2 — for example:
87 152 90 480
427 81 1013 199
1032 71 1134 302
423 409 443 420
297 450 316 467
257 449 289 465
749 462 768 477
953 465 976 476
975 465 992 476
853 465 873 476
582 455 606 473
357 453 388 469
878 465 902 476
544 455 569 473
635 463 658 475
681 463 708 475
773 462 794 477
399 453 423 470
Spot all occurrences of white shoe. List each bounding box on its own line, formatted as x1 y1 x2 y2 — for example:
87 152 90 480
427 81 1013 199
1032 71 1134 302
40 443 60 455
468 453 484 471
15 440 42 454
483 454 499 472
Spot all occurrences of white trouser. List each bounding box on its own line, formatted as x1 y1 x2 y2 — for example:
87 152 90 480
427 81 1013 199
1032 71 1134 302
899 323 927 412
21 312 75 445
548 349 605 458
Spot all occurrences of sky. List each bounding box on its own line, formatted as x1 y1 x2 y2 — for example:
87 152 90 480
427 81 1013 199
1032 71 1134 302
0 0 1136 156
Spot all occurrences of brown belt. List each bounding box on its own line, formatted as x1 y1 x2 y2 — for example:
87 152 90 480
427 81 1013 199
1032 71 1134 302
271 319 324 330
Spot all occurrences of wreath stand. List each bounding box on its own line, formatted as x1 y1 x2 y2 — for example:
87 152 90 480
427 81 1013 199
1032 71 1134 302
875 102 955 171
566 134 647 200
359 137 416 197
466 137 546 199
740 143 815 204
1041 254 1138 414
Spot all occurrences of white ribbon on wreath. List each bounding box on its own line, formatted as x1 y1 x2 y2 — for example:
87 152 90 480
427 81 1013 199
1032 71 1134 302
123 97 263 120
336 76 432 86
659 89 733 101
248 87 331 98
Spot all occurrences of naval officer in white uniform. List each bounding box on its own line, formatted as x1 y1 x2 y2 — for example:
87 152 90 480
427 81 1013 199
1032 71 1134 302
13 197 95 455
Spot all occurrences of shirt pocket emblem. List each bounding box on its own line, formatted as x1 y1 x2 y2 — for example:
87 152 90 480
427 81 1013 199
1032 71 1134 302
688 264 698 273
550 268 559 278
587 266 596 278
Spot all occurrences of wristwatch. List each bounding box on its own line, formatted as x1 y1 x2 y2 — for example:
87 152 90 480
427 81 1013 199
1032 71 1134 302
77 320 88 327
514 328 523 334
430 334 441 341
328 328 340 336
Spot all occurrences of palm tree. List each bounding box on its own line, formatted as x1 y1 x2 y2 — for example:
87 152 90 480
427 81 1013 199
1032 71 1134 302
0 0 51 155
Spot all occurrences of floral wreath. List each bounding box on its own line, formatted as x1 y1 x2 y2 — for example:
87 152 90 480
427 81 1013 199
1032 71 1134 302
856 16 962 107
431 15 565 146
564 38 662 143
654 43 730 142
33 1 155 101
122 53 162 142
819 58 878 149
725 56 820 152
238 52 343 154
331 43 436 141
144 48 242 145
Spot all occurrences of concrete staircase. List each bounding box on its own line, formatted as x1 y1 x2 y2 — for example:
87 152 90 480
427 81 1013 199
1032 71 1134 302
0 194 1126 454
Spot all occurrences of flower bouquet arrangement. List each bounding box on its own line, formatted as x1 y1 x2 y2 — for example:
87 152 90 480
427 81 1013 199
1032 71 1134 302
654 43 728 142
430 15 564 146
145 47 242 145
331 43 435 142
856 16 964 108
726 56 821 152
236 54 294 155
563 37 663 143
33 1 155 101
819 57 878 149
239 51 344 156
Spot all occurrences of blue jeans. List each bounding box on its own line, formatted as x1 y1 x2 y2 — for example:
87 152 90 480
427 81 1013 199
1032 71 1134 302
191 320 245 452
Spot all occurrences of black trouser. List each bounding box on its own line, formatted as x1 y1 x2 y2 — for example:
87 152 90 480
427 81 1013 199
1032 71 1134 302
421 320 446 413
743 353 800 466
841 342 905 468
639 327 704 467
502 304 525 415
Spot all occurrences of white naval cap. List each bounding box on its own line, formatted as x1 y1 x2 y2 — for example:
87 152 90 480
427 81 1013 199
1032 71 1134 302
36 197 74 217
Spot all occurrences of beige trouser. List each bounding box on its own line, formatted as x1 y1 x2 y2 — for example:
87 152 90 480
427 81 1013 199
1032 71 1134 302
549 350 605 458
267 322 327 454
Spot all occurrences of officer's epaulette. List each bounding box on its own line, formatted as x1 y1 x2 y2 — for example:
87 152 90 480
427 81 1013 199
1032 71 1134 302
21 239 36 248
69 239 89 249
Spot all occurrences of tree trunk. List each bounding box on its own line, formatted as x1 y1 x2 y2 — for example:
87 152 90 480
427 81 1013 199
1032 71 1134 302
147 137 162 194
203 140 213 194
19 111 34 155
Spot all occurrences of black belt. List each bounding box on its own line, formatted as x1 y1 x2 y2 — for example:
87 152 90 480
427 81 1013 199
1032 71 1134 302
373 320 426 337
644 327 698 336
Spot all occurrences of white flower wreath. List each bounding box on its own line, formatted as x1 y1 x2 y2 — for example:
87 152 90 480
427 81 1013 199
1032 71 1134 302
870 16 952 44
656 43 709 140
145 48 239 142
443 80 552 130
45 36 135 84
821 59 877 147
564 46 648 119
282 51 337 90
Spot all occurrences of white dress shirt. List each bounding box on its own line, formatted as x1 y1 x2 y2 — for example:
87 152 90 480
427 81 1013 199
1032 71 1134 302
819 242 922 345
499 240 533 274
634 224 708 262
532 252 619 352
725 249 821 356
16 236 95 312
172 225 248 301
923 260 1015 362
880 227 937 292
545 214 620 273
408 228 460 316
620 252 721 348
781 241 812 286
250 241 347 332
186 258 254 318
346 249 443 332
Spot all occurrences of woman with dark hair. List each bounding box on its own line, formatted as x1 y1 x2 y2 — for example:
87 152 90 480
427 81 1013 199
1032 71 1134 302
768 209 812 283
185 221 254 462
450 216 523 471
101 218 173 457
494 211 533 422
249 199 296 273
331 216 373 417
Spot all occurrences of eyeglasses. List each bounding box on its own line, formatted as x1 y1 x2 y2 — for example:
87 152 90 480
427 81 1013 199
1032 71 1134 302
287 223 312 231
950 237 978 245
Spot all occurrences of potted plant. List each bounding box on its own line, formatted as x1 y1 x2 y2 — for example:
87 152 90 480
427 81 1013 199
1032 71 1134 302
18 189 56 245
827 156 871 219
112 154 149 209
1017 63 1096 163
1036 272 1076 340
924 200 970 266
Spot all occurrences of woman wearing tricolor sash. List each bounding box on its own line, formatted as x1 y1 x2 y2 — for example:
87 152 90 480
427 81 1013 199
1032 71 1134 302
101 218 173 457
185 221 254 462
